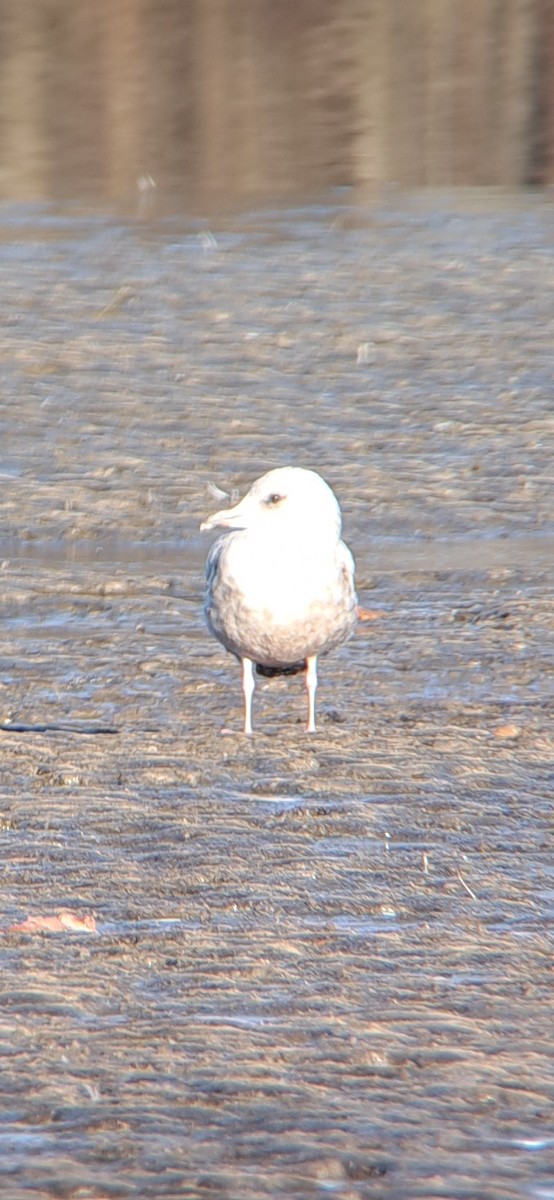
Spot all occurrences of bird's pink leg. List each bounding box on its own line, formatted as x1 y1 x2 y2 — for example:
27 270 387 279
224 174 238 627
306 655 318 733
242 657 255 735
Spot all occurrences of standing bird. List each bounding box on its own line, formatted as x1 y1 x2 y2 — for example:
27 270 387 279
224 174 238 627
200 466 357 734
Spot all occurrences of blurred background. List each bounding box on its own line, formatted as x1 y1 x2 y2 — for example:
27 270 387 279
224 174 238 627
0 0 552 213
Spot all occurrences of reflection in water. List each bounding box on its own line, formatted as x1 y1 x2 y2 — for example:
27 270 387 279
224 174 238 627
0 0 549 210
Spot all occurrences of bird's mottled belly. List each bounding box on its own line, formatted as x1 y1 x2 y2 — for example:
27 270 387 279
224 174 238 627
207 566 356 667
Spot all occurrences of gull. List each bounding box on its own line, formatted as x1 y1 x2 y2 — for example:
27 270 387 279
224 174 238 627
200 466 357 734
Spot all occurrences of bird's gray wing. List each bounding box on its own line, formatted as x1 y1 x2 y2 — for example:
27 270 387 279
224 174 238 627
205 534 227 593
339 541 357 602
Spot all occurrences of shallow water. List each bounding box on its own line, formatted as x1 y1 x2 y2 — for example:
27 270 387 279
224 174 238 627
0 195 552 1200
1 529 554 572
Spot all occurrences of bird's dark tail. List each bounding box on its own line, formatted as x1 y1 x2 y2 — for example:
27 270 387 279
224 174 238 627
256 661 307 678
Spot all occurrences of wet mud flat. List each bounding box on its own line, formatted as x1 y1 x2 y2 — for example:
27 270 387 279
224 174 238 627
0 193 553 1198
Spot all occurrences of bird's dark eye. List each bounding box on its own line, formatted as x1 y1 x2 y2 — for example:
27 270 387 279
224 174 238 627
266 493 284 506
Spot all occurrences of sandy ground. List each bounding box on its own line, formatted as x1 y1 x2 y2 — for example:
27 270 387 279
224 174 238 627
0 192 553 1198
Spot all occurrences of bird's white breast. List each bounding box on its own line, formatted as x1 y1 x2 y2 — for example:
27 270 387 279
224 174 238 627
221 531 347 623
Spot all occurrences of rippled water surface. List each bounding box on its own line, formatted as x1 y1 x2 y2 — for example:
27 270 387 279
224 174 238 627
0 195 552 1199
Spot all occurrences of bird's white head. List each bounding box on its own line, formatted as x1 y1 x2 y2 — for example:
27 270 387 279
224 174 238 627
200 466 343 542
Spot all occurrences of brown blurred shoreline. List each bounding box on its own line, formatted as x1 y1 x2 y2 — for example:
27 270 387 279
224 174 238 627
0 0 553 211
